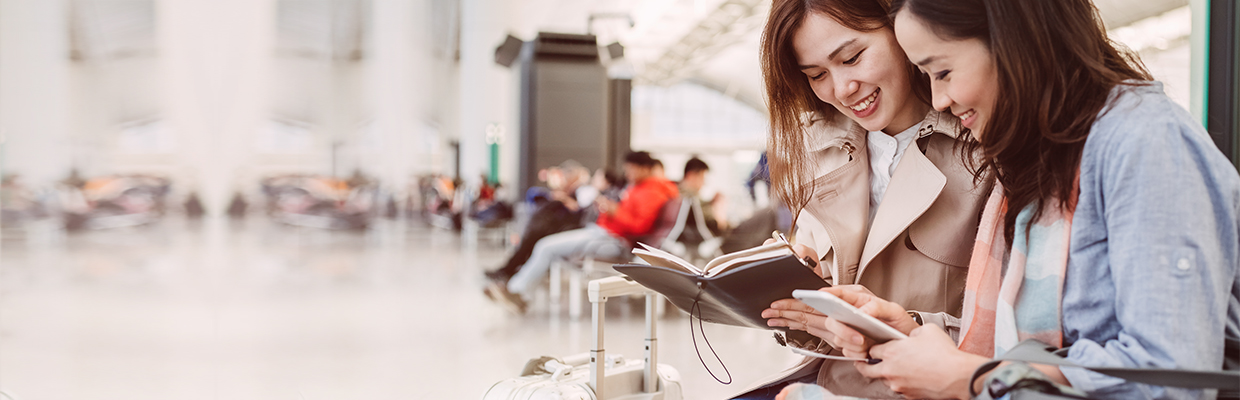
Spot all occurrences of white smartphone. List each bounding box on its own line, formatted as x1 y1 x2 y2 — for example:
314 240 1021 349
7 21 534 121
791 289 909 344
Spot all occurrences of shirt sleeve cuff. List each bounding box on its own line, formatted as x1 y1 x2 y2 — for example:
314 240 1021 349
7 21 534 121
1059 339 1125 394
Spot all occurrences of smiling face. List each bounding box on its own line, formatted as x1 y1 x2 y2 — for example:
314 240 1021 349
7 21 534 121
893 9 998 139
791 12 926 134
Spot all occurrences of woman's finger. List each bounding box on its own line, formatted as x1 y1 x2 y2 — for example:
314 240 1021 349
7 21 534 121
803 326 838 347
821 285 875 307
791 243 818 262
765 310 811 331
854 359 884 379
801 319 840 348
822 317 869 353
841 347 870 360
768 299 825 315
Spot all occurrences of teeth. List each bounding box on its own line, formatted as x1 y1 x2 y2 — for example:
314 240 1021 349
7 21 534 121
958 110 975 120
849 91 878 112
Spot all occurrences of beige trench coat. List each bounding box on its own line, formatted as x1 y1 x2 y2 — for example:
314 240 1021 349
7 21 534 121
741 110 993 398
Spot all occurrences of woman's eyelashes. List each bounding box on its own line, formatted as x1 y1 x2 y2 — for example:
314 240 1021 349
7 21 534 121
843 50 864 65
933 70 951 81
806 50 865 81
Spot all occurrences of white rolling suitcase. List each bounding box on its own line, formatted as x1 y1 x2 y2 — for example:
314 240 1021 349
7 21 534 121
483 276 684 400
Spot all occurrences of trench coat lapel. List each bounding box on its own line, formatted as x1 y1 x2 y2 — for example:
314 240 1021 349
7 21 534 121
801 143 869 284
856 136 946 279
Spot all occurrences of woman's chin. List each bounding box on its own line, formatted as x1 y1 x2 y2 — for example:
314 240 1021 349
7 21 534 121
854 118 888 133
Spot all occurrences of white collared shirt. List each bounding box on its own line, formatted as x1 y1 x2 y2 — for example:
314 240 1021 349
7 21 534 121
866 122 921 223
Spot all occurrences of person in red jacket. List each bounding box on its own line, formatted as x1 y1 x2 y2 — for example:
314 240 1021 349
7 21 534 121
485 151 679 314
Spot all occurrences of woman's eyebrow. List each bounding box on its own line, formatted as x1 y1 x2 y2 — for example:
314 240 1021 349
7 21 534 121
798 39 858 70
914 55 939 67
826 39 858 62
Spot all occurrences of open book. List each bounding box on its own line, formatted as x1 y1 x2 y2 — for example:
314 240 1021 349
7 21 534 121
613 239 829 331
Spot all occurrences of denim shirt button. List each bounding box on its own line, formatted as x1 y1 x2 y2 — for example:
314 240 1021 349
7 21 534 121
1176 259 1191 271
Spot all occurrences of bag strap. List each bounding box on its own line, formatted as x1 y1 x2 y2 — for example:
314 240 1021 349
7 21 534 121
996 340 1240 392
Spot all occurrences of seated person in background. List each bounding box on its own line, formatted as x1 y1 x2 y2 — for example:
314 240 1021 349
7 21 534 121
484 151 679 314
745 151 770 203
674 157 730 251
547 161 594 214
484 162 606 282
720 203 793 255
575 168 625 224
468 173 513 227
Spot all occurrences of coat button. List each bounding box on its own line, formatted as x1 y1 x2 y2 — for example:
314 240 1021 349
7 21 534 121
1176 259 1191 271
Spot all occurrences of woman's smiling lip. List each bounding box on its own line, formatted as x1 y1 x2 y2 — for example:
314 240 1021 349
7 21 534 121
849 89 880 119
956 109 977 129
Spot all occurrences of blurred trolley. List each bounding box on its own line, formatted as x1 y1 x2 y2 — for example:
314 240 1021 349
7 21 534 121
483 276 683 400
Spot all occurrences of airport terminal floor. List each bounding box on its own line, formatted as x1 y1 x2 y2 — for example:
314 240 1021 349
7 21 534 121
0 217 800 399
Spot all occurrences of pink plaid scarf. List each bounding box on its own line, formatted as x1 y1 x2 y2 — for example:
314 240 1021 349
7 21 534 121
957 180 1076 357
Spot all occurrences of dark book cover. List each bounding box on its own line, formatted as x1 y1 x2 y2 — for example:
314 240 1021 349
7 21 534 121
614 254 828 330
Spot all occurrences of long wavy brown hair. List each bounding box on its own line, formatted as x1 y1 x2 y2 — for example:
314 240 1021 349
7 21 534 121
891 0 1151 242
760 0 930 221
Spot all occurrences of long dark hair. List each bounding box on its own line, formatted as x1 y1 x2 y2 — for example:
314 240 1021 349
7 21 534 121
891 0 1151 242
761 0 930 221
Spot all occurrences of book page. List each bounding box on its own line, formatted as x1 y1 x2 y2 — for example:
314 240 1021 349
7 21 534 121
631 242 703 275
703 248 798 277
702 241 796 275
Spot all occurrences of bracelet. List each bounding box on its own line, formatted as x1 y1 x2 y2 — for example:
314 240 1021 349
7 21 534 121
907 311 924 326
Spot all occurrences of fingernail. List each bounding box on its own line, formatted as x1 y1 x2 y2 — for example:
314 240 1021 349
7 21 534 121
853 335 863 345
866 358 882 365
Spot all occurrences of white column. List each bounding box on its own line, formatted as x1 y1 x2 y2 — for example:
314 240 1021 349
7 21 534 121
457 0 511 188
1189 0 1208 124
159 0 274 214
0 0 71 185
369 0 430 192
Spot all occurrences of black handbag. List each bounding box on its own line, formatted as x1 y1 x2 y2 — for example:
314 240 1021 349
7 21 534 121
971 339 1240 400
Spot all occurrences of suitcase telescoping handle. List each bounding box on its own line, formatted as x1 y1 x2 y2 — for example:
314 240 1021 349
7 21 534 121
588 276 659 399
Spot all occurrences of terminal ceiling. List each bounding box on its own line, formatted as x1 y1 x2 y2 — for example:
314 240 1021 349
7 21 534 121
68 0 1191 115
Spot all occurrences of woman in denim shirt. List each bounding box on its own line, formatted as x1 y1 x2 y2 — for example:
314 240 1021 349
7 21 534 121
766 0 1240 398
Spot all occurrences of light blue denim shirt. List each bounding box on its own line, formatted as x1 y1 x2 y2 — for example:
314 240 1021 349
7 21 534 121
1061 81 1240 399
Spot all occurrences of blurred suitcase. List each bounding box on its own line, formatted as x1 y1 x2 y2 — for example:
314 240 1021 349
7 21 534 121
483 276 684 400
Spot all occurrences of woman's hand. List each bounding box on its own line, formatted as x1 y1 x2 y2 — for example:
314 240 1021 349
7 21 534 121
763 297 839 347
765 286 920 359
822 286 921 336
775 383 837 400
857 325 989 399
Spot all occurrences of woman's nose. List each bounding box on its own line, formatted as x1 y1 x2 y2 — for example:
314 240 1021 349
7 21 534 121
833 76 859 104
930 82 953 112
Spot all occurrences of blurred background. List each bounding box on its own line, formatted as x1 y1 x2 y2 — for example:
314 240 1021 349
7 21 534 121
0 0 1234 399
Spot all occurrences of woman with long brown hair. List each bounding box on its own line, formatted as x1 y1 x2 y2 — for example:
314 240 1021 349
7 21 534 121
736 0 992 397
774 0 1240 398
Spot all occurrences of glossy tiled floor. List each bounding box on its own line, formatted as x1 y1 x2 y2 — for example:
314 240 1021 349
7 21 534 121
0 217 801 400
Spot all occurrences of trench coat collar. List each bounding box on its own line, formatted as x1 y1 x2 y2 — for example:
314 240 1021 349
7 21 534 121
855 110 962 278
803 112 867 154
